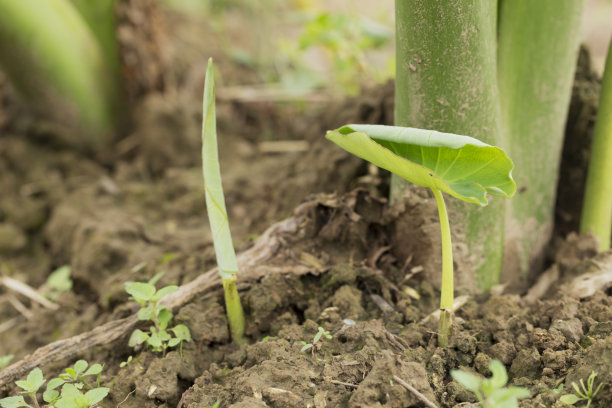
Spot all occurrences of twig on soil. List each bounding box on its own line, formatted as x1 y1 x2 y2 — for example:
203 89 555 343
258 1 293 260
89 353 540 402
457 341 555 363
0 214 310 387
384 330 406 351
392 375 439 408
0 317 18 334
329 379 359 388
7 294 33 320
116 388 136 408
0 276 58 310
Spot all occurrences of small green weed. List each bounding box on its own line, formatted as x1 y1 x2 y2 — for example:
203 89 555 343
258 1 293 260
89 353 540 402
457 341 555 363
559 371 603 407
45 265 72 301
119 356 132 368
451 359 530 408
0 354 14 369
301 327 332 356
0 360 108 408
125 279 191 354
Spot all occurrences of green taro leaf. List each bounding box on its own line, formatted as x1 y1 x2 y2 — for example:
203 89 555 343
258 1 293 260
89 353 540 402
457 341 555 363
326 124 516 206
125 282 156 303
0 395 29 408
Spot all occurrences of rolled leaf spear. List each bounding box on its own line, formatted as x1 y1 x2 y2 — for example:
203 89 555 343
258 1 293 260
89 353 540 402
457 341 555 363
326 125 516 346
202 58 247 345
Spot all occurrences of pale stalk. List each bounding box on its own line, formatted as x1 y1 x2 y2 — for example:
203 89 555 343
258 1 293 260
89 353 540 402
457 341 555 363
432 188 453 347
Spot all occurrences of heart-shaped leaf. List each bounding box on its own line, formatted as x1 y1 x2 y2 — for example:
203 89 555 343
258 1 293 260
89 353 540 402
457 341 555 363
326 124 516 205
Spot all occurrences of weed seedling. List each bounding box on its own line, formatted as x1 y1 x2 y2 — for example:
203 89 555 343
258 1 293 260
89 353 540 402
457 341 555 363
202 58 246 345
559 371 603 407
451 359 530 408
0 361 109 408
44 265 72 301
119 356 132 368
0 354 14 369
301 327 332 357
125 278 191 354
326 125 515 346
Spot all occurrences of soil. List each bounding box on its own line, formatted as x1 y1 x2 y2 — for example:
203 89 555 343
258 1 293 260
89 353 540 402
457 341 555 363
1 4 611 408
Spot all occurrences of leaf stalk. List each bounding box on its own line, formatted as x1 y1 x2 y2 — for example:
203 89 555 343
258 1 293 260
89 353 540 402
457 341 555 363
432 187 453 347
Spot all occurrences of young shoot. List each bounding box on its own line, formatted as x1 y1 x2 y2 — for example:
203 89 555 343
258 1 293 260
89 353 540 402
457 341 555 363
202 58 246 345
301 327 332 356
125 279 191 354
326 125 515 346
559 371 603 407
451 359 530 408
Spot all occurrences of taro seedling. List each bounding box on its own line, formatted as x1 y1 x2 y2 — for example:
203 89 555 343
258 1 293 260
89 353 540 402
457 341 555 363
451 359 530 408
326 125 515 346
0 361 109 408
202 58 247 345
559 371 603 407
125 279 191 354
301 327 332 356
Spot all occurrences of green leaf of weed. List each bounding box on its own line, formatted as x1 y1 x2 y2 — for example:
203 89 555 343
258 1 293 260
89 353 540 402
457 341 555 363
450 369 482 393
559 394 580 404
157 308 173 330
73 360 87 376
171 325 191 341
152 285 178 303
125 282 156 303
128 329 149 347
0 395 30 408
83 363 103 376
138 307 155 321
85 387 109 405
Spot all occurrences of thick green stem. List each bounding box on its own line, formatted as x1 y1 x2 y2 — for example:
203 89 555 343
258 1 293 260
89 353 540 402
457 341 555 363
0 0 119 147
498 0 585 283
222 277 247 346
394 0 504 292
432 188 453 347
581 39 612 251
